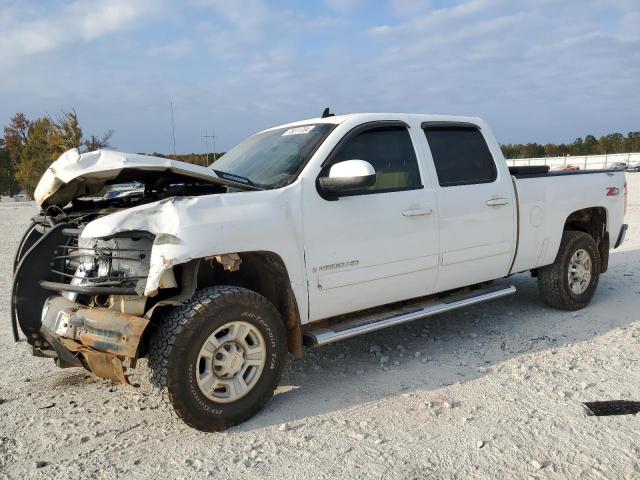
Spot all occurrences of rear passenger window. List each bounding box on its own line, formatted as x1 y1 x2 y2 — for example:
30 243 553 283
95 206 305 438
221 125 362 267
332 126 421 193
423 127 497 187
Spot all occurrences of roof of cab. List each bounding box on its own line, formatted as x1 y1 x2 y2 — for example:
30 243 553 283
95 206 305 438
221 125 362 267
262 112 484 133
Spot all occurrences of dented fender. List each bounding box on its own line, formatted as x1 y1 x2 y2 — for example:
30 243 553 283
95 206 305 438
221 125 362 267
80 184 309 322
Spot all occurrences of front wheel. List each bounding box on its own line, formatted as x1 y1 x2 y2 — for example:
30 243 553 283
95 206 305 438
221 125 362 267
148 286 287 431
537 230 601 310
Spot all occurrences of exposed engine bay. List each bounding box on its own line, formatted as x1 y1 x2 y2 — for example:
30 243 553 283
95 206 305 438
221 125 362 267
12 164 237 383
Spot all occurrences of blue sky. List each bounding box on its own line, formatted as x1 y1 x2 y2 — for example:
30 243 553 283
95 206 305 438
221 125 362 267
1 0 639 153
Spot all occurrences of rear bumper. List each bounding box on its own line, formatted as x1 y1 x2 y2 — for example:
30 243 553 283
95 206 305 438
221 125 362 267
39 296 149 383
614 224 628 249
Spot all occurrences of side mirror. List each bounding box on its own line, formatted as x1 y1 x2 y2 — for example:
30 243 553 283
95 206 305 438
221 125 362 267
318 160 376 195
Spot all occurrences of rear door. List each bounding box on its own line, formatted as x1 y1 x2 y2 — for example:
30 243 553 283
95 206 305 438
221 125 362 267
422 124 516 292
303 122 440 321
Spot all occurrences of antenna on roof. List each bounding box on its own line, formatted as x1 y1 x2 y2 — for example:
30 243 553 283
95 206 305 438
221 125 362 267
321 107 335 118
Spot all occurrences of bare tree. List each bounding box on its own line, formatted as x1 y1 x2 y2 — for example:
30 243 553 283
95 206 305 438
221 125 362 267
83 130 114 152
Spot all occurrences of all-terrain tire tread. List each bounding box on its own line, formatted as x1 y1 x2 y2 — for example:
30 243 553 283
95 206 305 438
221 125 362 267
147 285 286 431
537 230 600 311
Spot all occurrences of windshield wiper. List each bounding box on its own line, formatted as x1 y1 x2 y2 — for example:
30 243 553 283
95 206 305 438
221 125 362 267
212 170 263 191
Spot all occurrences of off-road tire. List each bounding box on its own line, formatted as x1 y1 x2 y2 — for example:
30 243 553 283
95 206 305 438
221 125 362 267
147 286 286 431
537 230 600 310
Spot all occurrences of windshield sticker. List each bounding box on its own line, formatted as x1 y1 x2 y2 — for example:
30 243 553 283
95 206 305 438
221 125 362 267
215 171 250 184
282 126 315 136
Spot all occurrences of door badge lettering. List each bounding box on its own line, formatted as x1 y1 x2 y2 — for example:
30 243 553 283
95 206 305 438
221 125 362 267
314 260 359 273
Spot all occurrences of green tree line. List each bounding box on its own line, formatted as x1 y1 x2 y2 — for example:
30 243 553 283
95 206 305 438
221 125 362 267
501 131 640 159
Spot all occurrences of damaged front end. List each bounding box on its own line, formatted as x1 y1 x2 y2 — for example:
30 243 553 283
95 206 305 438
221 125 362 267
11 148 232 383
12 218 156 383
13 148 280 384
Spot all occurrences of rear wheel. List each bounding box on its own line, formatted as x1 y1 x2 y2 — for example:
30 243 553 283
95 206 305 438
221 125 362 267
148 286 286 431
537 230 600 310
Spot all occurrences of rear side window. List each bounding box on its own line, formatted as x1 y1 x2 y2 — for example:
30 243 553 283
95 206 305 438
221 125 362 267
423 127 497 187
332 126 421 193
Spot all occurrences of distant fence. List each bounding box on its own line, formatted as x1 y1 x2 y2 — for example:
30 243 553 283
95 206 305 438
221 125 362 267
506 152 640 170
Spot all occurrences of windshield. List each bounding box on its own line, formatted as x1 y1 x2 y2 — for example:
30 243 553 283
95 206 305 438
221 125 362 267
210 123 335 188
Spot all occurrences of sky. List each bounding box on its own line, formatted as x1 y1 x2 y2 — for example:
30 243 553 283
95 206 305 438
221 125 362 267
1 0 639 154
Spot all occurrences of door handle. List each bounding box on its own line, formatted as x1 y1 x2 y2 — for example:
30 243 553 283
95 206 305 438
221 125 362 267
402 207 433 217
486 198 509 206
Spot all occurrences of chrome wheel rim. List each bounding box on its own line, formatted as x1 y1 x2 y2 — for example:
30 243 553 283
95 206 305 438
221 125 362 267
195 321 266 403
568 248 592 295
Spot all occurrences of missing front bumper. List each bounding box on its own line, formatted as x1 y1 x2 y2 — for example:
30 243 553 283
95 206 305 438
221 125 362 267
40 296 150 383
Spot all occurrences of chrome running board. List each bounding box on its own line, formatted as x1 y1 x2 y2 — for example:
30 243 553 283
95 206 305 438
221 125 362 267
303 284 516 347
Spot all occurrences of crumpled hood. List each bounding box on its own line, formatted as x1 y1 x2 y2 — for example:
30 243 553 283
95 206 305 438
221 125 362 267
34 148 220 207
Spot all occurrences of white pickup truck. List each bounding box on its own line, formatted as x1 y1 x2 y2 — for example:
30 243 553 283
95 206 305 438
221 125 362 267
12 112 628 431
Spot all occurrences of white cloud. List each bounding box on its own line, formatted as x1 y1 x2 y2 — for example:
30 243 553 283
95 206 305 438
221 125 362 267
357 0 640 143
196 0 346 61
74 1 151 40
1 0 639 152
0 0 160 64
368 24 393 36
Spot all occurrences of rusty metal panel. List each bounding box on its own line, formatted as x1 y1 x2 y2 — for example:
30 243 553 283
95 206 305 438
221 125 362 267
73 307 149 358
43 297 150 360
82 350 128 385
60 338 129 384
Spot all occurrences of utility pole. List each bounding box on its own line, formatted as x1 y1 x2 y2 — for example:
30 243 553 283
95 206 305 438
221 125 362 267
170 101 176 156
203 131 210 167
203 131 217 166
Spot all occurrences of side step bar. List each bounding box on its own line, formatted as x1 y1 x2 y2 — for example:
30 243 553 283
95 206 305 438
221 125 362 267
303 284 516 347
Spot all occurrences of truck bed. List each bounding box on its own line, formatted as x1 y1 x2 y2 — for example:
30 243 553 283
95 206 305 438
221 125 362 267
509 169 626 273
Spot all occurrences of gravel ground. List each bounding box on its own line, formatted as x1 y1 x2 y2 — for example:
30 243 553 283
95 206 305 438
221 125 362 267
1 176 639 479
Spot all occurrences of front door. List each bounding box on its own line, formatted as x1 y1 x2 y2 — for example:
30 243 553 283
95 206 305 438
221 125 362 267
303 123 440 321
422 124 516 292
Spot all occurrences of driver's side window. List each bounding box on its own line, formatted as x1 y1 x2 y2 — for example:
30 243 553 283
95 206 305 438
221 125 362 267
332 126 422 193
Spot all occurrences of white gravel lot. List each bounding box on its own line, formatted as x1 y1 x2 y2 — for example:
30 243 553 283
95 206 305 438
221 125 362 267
1 175 639 479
